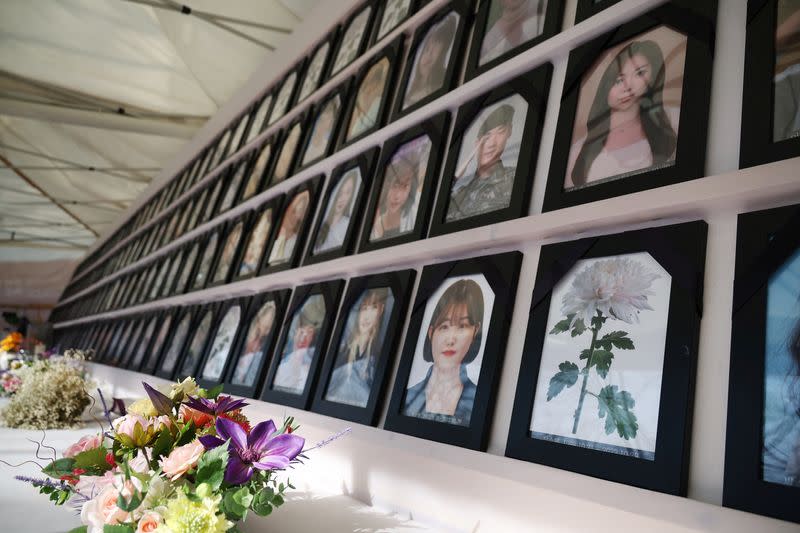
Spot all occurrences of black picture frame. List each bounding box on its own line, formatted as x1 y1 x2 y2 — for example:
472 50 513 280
297 80 351 170
108 319 135 366
208 215 249 287
356 112 450 254
296 29 340 105
465 0 564 80
238 134 280 204
226 107 253 157
201 176 226 225
574 0 622 24
329 3 378 77
339 37 403 148
190 229 223 292
428 64 551 236
260 280 345 409
506 221 708 495
390 1 471 120
244 91 276 146
233 196 284 281
740 0 800 169
303 148 379 266
371 0 419 45
173 239 201 296
260 176 322 275
224 290 291 399
174 304 220 381
215 157 250 215
126 313 161 371
160 248 184 299
723 204 800 523
312 269 416 426
267 61 307 128
117 316 145 368
384 251 522 450
141 309 176 375
155 307 196 379
267 113 309 187
541 1 718 213
196 297 249 389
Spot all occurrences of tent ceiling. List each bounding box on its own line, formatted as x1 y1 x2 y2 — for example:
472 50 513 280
0 0 316 261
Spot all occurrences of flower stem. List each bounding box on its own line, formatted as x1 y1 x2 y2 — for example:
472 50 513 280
572 318 601 434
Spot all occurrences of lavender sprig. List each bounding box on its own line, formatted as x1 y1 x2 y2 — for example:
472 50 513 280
302 427 352 453
15 475 71 491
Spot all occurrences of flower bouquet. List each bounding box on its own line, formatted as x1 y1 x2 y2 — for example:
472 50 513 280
16 378 322 533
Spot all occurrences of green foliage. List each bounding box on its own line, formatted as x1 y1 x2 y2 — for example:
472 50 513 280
73 446 111 475
195 441 228 492
43 457 75 478
207 384 224 400
38 483 71 505
590 314 607 329
175 420 196 447
597 385 638 439
547 361 579 401
589 349 614 379
595 331 634 351
571 319 586 337
116 489 143 513
103 525 134 533
66 527 88 533
151 427 173 463
549 315 574 334
222 487 253 521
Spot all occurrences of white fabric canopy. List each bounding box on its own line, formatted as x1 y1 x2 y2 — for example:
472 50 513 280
0 0 316 261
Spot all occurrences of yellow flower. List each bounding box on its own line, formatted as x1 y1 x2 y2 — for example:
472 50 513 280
127 398 158 418
160 492 232 533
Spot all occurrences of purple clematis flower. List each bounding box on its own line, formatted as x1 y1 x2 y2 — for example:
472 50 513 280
184 394 248 416
199 417 305 484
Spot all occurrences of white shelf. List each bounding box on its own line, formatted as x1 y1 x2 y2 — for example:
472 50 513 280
53 155 800 328
59 0 666 306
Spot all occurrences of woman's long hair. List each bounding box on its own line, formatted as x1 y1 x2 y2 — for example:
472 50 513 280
406 13 457 104
571 40 677 186
423 279 484 365
318 171 357 247
344 288 388 378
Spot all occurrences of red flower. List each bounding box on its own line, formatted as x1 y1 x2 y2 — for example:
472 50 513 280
219 408 251 433
105 452 116 468
72 468 86 476
59 474 78 485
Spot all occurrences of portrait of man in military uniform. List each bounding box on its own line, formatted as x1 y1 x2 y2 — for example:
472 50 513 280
446 95 528 222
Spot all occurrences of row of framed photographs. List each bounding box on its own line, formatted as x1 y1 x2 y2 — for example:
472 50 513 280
61 219 707 500
60 201 800 524
65 0 800 301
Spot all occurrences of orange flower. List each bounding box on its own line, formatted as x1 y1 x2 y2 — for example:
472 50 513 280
179 404 214 429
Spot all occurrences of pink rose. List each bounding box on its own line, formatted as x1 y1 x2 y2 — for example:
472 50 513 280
81 485 129 532
75 470 116 497
136 511 162 533
159 439 205 481
112 413 149 439
64 434 103 458
128 450 150 474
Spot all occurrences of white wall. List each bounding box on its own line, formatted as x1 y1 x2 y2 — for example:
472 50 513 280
64 0 800 530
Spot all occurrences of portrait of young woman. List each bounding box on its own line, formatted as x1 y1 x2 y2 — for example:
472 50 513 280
346 59 390 141
312 168 361 255
402 12 458 111
229 300 278 389
267 190 310 266
564 26 686 190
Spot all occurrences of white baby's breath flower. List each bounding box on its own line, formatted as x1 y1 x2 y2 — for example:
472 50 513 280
562 257 659 326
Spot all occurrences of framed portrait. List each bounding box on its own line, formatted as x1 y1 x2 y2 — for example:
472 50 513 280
506 221 708 495
741 0 800 168
244 92 275 146
226 108 252 157
126 314 160 371
215 160 249 216
298 83 350 170
261 177 322 274
155 307 195 379
372 0 418 44
304 148 378 265
297 31 339 104
159 251 182 299
135 265 158 306
268 114 308 186
723 204 800 523
330 4 376 77
340 38 402 147
429 65 551 236
206 129 233 174
466 0 564 80
118 317 145 368
184 185 209 234
312 269 416 426
384 251 522 449
173 201 194 240
542 2 717 212
147 256 171 301
190 230 222 292
267 63 305 127
174 241 201 296
239 136 278 204
108 320 135 367
175 305 218 381
234 197 283 281
210 217 247 287
260 280 345 409
141 310 174 375
391 2 469 119
357 112 450 253
197 298 247 388
574 0 622 23
225 290 290 398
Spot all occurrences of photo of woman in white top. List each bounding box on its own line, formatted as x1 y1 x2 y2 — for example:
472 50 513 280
565 29 685 190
